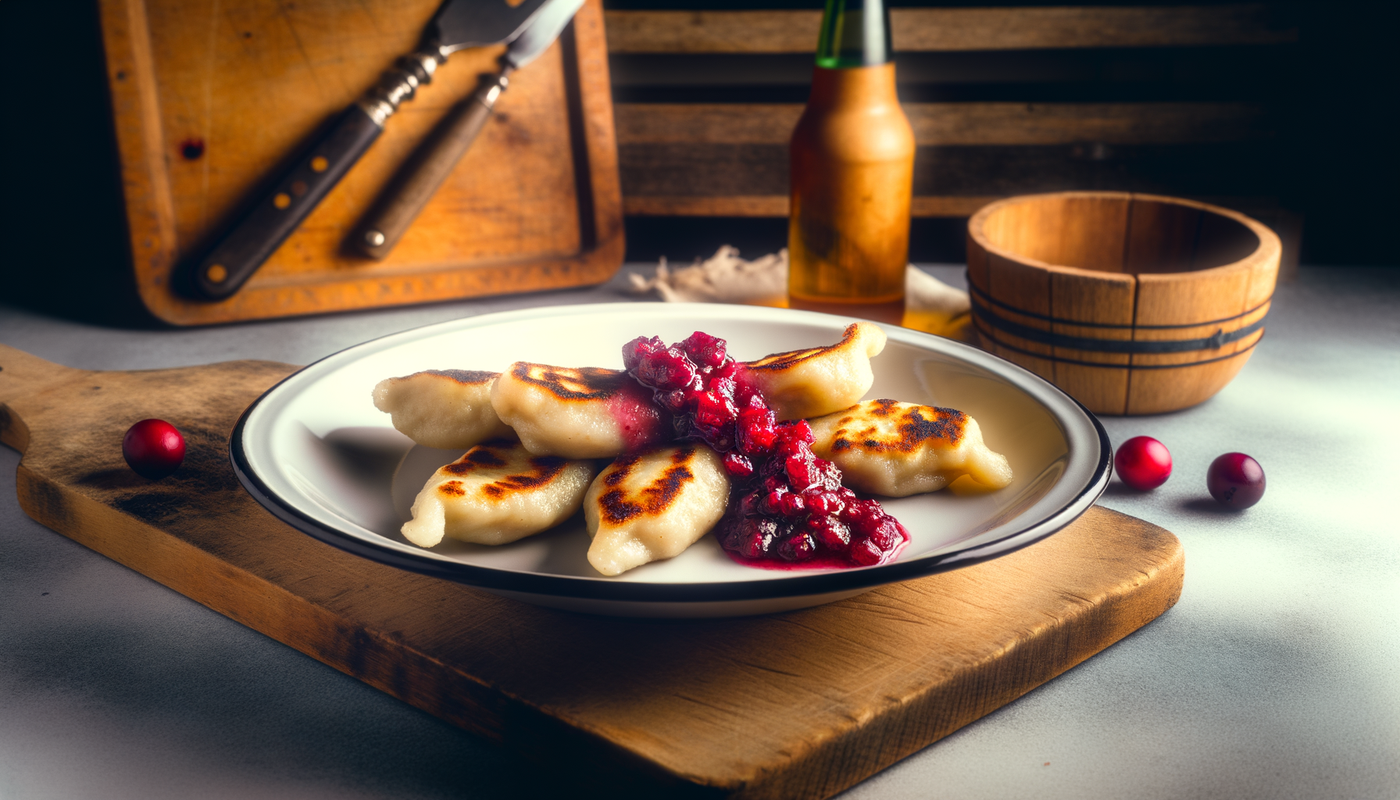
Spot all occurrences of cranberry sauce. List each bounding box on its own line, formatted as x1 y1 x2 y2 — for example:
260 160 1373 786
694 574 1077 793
622 331 908 569
606 374 672 453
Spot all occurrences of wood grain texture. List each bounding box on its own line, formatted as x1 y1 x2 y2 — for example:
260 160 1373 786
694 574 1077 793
615 102 1273 147
600 4 1295 254
617 141 1280 213
621 195 1000 219
0 344 1183 799
100 0 623 325
966 192 1280 415
604 5 1297 54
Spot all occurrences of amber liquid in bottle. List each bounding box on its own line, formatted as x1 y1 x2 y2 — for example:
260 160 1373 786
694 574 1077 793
788 0 914 324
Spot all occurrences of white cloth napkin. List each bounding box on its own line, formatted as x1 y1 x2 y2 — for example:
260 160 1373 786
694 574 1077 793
626 246 972 337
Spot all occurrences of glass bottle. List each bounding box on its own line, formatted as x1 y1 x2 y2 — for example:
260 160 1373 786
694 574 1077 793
788 0 914 324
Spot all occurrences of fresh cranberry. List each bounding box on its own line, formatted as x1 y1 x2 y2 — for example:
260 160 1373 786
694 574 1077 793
1207 452 1266 509
1114 436 1172 491
122 419 186 480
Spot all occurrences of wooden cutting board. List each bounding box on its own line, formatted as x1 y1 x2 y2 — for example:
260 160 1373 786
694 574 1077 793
0 344 1182 799
100 0 623 325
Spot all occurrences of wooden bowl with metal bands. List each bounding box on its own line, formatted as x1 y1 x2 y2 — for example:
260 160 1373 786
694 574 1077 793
966 192 1281 415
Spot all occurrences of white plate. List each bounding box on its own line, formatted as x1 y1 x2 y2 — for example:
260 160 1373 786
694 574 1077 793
231 303 1109 617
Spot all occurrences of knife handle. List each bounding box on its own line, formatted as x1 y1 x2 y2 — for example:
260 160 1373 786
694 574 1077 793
189 106 384 300
352 73 509 261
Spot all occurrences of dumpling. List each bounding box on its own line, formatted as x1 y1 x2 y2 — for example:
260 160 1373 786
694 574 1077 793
583 445 730 576
401 440 597 548
373 369 514 449
490 363 670 459
739 322 886 420
809 399 1012 496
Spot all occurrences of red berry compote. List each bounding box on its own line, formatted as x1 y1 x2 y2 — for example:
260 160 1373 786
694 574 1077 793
622 331 909 569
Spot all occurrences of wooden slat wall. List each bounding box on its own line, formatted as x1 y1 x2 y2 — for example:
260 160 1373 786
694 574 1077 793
605 5 1298 53
604 2 1301 248
616 102 1273 145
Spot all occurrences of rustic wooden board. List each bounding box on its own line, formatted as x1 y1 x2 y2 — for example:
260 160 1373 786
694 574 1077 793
100 0 623 326
0 344 1183 799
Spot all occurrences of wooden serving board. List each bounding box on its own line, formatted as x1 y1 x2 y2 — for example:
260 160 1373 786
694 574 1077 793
0 344 1183 799
100 0 623 325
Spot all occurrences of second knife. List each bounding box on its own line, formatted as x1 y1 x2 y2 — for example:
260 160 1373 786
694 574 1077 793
351 0 586 260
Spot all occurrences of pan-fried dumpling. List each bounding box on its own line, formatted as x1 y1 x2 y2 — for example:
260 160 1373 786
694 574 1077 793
583 444 730 576
490 363 670 459
809 400 1012 496
401 440 597 548
373 369 514 450
739 322 886 420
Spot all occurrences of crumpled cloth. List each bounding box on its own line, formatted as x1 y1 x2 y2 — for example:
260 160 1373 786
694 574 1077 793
626 245 972 338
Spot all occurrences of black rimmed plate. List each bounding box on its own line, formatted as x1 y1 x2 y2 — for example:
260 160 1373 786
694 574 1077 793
231 303 1110 617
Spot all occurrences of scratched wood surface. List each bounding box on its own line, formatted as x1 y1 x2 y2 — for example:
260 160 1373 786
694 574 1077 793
0 344 1184 799
100 0 623 325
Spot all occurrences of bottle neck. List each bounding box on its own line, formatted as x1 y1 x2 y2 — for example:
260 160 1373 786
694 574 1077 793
815 0 892 68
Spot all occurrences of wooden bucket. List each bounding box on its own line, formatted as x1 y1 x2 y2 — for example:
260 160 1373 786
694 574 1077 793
966 192 1281 415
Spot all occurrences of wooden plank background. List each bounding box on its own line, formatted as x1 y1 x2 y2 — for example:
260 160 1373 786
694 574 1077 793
603 1 1301 268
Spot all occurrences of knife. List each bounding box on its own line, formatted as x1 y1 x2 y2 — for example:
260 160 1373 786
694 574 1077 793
351 0 586 261
186 0 550 301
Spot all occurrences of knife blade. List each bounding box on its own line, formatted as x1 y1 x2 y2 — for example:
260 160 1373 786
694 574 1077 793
350 0 586 261
186 0 550 301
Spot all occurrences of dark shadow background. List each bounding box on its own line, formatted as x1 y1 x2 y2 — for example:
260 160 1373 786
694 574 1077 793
0 0 1394 327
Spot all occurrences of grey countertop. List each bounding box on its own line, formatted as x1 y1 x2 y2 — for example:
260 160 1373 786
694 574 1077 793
3 265 1398 800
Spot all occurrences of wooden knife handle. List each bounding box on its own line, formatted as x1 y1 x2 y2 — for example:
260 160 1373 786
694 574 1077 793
352 74 509 261
189 105 384 300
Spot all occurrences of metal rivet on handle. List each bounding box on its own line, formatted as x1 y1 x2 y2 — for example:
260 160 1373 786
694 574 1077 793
206 264 228 283
364 229 386 247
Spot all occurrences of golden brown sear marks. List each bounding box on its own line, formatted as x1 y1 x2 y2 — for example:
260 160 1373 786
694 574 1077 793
509 363 627 402
597 446 698 525
442 444 510 471
744 323 861 374
437 441 570 500
418 368 497 385
829 399 967 455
